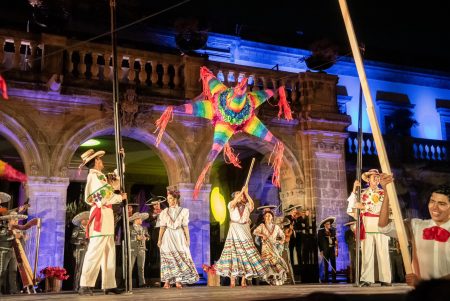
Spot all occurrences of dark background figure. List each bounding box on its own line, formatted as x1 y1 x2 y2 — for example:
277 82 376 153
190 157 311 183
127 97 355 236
114 202 138 289
344 221 356 283
300 209 319 283
284 204 302 282
389 237 405 283
318 217 338 283
146 196 166 286
70 211 89 291
129 212 150 288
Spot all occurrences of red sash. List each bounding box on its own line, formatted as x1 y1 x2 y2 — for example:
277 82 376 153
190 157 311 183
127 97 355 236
359 212 379 240
86 204 112 238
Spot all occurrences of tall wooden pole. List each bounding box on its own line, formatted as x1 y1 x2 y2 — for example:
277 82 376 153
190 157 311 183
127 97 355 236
354 82 363 286
109 0 132 292
338 0 412 274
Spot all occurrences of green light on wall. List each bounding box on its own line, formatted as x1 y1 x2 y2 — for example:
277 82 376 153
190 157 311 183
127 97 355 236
81 139 100 146
211 187 226 224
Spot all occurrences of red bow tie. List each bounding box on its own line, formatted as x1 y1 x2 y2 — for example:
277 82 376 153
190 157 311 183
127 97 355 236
422 226 450 242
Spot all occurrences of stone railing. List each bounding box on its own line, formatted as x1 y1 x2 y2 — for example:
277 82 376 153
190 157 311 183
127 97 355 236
1 30 301 102
346 132 449 164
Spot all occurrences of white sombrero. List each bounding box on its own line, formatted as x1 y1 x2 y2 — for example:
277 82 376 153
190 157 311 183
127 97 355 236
146 196 167 206
0 192 11 204
257 205 277 212
361 169 380 183
0 211 28 221
283 204 302 213
318 216 336 228
282 217 291 226
72 211 90 226
344 221 356 227
78 149 105 168
129 212 149 222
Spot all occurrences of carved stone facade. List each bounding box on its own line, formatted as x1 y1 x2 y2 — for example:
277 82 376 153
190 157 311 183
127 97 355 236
0 30 352 272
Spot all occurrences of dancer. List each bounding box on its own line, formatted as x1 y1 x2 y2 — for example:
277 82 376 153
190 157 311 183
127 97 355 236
379 180 450 286
147 196 166 285
158 189 198 289
216 187 267 287
78 149 127 295
253 210 288 285
347 169 392 286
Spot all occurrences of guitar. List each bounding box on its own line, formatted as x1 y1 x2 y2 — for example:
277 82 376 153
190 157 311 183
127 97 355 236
0 200 30 216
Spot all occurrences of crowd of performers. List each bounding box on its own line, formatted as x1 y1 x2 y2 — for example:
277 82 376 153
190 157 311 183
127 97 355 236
0 149 449 295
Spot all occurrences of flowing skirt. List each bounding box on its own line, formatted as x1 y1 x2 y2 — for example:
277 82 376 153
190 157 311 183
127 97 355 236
261 240 288 285
216 222 267 279
160 228 199 284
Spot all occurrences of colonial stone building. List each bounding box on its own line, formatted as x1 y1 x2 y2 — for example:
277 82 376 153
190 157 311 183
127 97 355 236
1 24 450 283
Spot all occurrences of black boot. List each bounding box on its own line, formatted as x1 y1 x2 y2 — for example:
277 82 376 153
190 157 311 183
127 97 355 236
104 288 124 295
78 287 93 296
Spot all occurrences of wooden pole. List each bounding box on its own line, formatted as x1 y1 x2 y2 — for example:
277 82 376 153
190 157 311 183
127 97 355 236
337 0 412 274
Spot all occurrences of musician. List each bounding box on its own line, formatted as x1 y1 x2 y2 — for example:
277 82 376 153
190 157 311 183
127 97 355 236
283 204 302 277
317 216 338 283
129 212 150 287
70 211 89 291
0 211 27 295
344 221 356 283
147 196 166 284
0 192 12 215
78 149 127 295
281 218 295 284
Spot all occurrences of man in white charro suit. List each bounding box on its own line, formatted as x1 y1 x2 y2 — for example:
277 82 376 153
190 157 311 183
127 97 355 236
78 149 127 295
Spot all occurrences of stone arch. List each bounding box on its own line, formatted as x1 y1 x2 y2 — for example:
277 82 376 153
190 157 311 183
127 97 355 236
52 118 191 185
0 110 44 176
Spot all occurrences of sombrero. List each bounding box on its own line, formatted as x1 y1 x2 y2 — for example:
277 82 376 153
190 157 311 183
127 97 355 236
319 216 336 228
146 196 167 206
78 149 105 168
129 212 149 222
0 211 27 221
344 221 356 227
127 202 140 207
257 205 277 212
72 211 90 227
282 217 291 227
0 192 11 204
283 204 302 213
361 169 380 183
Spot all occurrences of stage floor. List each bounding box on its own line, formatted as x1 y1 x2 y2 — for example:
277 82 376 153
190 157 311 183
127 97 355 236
0 284 412 301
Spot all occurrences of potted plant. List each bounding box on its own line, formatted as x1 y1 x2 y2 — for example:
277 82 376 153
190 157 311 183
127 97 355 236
40 266 69 293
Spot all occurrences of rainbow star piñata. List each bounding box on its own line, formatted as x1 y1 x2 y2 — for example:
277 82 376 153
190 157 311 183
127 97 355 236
154 66 292 199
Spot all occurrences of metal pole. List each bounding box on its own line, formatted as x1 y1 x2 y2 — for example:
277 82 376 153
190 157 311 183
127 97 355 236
109 0 132 293
338 0 412 274
354 78 363 287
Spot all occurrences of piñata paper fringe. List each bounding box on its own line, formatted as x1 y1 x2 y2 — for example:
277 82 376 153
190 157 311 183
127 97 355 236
0 75 9 100
269 141 284 188
193 161 213 200
223 143 242 168
277 86 292 121
154 106 174 147
0 160 27 182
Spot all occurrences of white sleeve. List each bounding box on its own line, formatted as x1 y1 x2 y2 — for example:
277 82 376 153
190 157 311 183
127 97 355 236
378 221 398 238
182 208 190 227
105 192 122 205
159 210 167 227
347 192 357 213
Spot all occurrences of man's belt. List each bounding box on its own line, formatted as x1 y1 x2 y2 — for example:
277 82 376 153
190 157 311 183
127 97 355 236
86 204 112 238
359 212 379 240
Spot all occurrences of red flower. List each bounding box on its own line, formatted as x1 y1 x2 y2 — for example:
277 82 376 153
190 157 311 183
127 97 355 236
40 266 70 280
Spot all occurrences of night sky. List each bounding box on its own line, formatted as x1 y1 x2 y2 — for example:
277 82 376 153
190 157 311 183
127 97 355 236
1 0 448 72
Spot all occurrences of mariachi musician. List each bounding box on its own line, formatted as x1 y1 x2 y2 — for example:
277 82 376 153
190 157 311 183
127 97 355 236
70 211 90 291
129 212 150 288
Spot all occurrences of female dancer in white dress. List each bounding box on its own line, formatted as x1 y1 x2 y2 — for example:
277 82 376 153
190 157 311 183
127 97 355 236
216 187 267 287
157 189 199 288
253 210 289 285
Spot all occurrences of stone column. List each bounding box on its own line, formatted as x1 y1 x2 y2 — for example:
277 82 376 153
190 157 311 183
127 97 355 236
26 176 69 272
175 183 211 276
298 71 352 271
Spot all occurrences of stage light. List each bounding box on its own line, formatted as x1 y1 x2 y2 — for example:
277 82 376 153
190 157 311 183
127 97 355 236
211 187 226 224
81 139 100 147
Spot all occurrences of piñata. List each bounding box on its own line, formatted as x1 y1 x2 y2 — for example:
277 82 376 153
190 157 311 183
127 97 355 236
154 66 292 198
